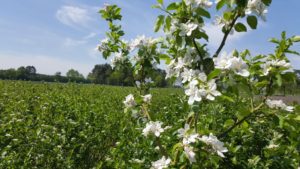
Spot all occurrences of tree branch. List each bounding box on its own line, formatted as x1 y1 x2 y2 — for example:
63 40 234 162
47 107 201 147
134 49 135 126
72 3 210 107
217 102 264 138
193 39 204 63
213 13 240 58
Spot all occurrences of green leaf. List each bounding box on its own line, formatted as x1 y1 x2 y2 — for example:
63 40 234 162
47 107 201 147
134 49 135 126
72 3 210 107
196 8 210 18
216 0 226 10
219 94 234 103
234 23 247 32
164 16 172 32
262 0 272 6
157 0 163 5
154 15 165 32
224 119 235 128
247 16 258 29
166 2 178 10
207 69 221 80
269 38 280 44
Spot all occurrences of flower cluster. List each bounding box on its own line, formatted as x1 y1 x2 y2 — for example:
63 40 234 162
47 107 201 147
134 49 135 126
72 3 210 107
123 94 136 108
185 74 221 105
184 0 213 8
265 99 294 112
245 0 268 20
213 52 250 77
261 58 292 76
151 156 171 169
178 124 199 163
199 133 228 158
142 121 165 137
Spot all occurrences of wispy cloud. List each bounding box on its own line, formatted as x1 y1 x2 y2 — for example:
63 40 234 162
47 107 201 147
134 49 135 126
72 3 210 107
63 38 87 47
56 6 93 28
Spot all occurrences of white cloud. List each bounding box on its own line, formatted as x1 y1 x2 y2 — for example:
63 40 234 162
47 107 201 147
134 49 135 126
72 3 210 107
63 38 87 47
56 6 92 28
0 52 94 76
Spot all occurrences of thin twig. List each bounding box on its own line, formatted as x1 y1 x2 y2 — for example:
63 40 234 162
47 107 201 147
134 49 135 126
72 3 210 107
213 13 240 58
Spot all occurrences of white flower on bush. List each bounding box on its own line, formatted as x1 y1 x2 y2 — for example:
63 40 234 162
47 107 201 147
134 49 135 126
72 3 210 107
130 35 157 50
145 77 154 84
265 99 294 112
177 124 199 163
230 57 250 77
199 133 228 158
179 22 198 37
181 69 201 83
213 52 250 77
143 121 165 137
184 146 196 163
185 74 221 105
245 0 268 20
185 79 205 105
123 94 136 108
261 59 291 76
151 156 171 169
142 94 152 103
111 52 124 68
185 0 213 8
195 0 213 8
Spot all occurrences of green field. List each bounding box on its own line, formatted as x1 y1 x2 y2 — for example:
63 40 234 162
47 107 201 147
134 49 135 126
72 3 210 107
0 80 183 168
0 80 299 168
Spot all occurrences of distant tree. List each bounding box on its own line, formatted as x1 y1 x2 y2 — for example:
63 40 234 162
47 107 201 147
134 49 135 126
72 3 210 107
66 69 84 79
88 64 112 84
25 66 36 75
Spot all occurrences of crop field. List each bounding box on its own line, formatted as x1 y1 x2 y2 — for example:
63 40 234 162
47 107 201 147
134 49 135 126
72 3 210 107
0 80 299 168
0 80 183 168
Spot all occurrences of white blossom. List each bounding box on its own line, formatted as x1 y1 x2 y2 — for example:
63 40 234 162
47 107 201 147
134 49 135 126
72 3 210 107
204 79 222 100
145 77 154 84
195 0 213 8
135 81 141 88
184 146 196 163
123 94 136 108
143 121 165 137
185 80 205 105
179 22 198 37
230 57 250 77
142 94 152 103
151 156 171 169
111 52 124 68
261 59 291 76
130 35 157 50
214 52 249 77
245 0 268 20
199 133 228 158
266 99 294 112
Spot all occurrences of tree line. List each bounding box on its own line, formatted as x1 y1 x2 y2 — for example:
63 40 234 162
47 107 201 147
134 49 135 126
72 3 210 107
0 64 172 87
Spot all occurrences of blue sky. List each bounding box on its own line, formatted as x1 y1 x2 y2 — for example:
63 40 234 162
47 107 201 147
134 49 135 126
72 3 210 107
0 0 299 76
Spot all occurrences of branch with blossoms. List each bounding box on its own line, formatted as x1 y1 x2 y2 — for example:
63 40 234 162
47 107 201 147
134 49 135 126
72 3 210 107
97 0 300 168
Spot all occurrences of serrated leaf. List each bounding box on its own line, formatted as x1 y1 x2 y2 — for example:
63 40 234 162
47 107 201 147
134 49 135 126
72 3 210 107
247 15 258 29
154 15 165 32
196 8 210 18
216 0 226 10
234 23 247 32
164 16 172 32
167 2 178 10
207 69 221 80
